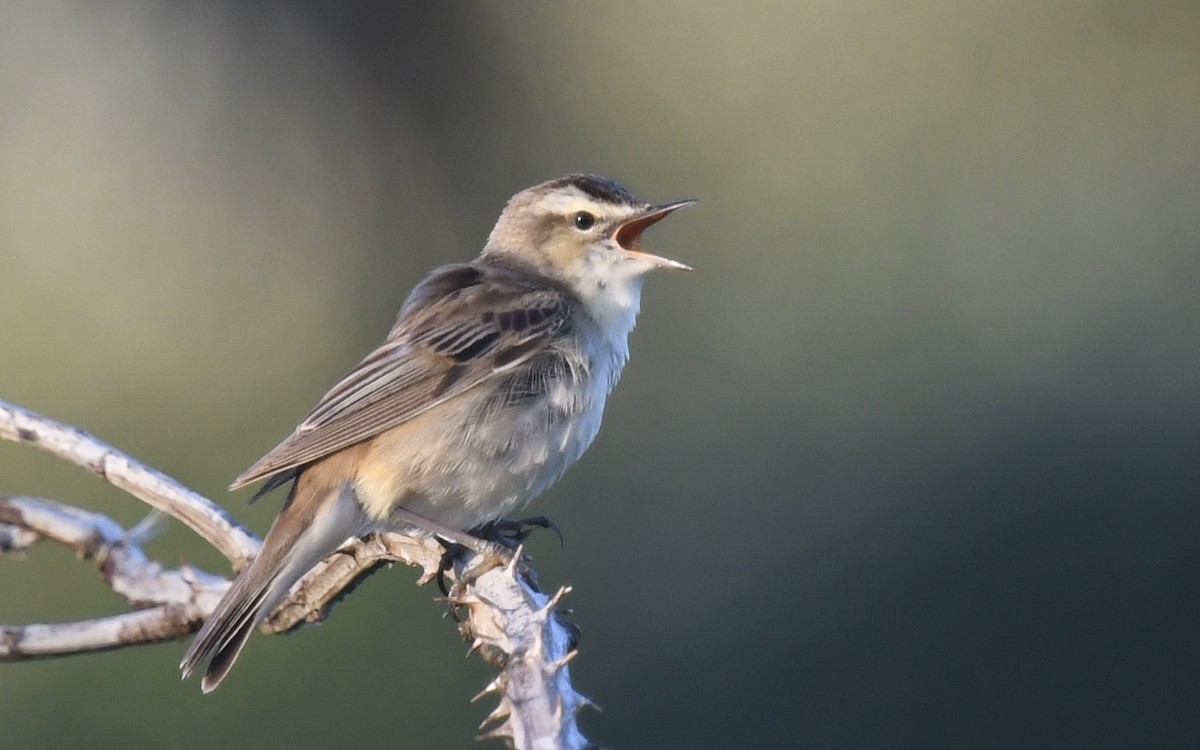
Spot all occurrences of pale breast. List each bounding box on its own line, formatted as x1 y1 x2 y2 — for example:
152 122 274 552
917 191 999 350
355 336 623 531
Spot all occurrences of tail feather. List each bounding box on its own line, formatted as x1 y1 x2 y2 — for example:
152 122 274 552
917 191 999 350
179 565 274 684
180 480 368 691
187 575 273 691
200 584 270 693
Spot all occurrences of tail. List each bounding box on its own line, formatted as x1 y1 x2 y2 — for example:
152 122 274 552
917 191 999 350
180 479 368 692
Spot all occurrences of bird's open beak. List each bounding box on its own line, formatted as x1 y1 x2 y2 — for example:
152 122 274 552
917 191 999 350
614 199 696 270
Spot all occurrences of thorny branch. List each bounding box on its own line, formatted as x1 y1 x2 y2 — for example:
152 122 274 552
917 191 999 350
0 399 593 749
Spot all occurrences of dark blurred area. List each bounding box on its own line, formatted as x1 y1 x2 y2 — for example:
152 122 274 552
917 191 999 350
3 2 1199 747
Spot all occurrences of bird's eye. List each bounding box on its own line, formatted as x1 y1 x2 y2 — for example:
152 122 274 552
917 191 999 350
573 211 596 231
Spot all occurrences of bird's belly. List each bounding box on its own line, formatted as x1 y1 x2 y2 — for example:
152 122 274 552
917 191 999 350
355 374 608 531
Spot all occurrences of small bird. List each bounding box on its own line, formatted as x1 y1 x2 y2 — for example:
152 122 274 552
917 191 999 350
180 174 693 691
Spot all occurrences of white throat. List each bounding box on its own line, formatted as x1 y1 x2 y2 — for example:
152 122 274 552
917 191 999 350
569 257 646 353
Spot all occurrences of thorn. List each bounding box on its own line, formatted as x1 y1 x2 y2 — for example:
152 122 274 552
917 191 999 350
505 544 524 578
535 585 572 621
548 649 579 675
570 689 602 714
471 677 503 703
476 721 514 742
530 627 547 660
478 698 512 729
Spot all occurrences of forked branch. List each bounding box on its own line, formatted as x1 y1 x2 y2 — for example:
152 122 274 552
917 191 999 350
0 399 593 749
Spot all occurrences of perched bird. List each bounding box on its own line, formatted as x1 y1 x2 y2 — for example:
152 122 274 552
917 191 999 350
179 174 694 691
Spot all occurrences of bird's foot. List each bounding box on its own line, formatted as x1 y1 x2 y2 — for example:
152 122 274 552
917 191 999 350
471 515 564 549
434 516 558 602
435 540 471 597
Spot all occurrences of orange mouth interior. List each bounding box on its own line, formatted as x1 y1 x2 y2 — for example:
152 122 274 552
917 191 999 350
615 210 671 253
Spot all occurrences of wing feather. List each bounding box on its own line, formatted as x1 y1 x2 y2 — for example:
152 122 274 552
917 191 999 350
231 263 572 490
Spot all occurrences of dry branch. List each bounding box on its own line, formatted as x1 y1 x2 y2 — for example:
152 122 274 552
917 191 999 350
0 398 593 749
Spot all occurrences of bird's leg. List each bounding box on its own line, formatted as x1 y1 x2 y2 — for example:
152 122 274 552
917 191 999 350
385 505 497 597
389 506 490 552
402 509 558 597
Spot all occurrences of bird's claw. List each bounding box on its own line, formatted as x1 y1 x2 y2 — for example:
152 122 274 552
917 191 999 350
472 515 564 549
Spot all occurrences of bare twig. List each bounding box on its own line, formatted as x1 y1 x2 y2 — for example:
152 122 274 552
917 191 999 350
0 495 225 657
0 398 593 749
0 399 258 567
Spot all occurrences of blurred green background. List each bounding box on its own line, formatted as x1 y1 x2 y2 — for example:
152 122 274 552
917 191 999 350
3 2 1198 747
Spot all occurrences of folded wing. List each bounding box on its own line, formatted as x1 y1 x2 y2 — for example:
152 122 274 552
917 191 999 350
231 263 572 490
